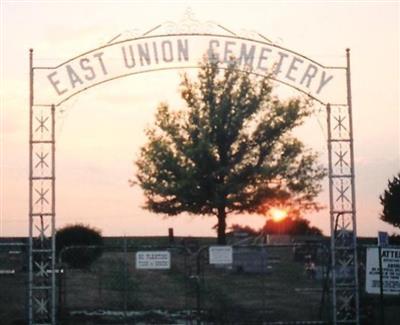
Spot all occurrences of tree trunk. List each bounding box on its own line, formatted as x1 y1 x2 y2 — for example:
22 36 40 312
217 207 227 245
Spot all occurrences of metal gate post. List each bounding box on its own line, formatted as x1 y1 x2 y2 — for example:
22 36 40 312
29 48 56 325
327 48 359 325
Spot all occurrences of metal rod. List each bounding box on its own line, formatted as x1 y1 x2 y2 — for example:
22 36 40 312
0 242 27 247
51 104 56 324
142 24 162 37
326 103 337 324
328 139 351 142
123 235 128 323
196 246 208 325
28 48 34 325
346 48 360 325
32 177 54 180
378 245 385 325
31 140 54 144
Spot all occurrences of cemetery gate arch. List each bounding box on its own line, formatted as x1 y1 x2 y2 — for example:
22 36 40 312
28 13 359 325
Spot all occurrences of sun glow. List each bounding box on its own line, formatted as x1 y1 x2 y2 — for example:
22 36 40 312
269 207 288 222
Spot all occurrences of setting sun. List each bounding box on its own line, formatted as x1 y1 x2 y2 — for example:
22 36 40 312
269 207 288 222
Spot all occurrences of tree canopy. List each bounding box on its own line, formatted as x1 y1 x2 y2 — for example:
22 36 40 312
134 60 325 244
262 217 323 236
231 217 323 236
380 173 400 230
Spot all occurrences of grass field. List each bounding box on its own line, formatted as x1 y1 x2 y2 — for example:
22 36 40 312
61 245 323 322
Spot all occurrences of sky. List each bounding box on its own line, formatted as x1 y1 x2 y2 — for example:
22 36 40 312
1 0 399 238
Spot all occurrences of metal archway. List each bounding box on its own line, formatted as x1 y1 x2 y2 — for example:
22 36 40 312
28 14 359 325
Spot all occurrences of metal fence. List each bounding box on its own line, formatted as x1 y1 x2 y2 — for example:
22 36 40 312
55 238 331 324
1 238 399 324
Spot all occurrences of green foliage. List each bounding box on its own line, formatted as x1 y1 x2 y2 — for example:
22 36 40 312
56 223 103 269
380 173 400 229
134 59 325 244
389 234 400 245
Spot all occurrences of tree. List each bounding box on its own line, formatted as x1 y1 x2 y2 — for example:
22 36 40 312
134 59 325 244
380 173 400 229
56 224 103 269
230 217 323 237
262 217 323 236
229 224 260 236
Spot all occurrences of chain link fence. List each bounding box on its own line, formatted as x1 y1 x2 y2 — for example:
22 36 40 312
57 237 331 324
1 237 399 324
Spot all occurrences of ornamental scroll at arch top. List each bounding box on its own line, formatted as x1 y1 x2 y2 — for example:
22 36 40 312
109 8 262 42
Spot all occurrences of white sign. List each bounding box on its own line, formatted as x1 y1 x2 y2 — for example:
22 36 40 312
209 246 233 264
136 251 171 269
366 247 400 295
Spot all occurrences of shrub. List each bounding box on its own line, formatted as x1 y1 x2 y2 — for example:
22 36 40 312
56 224 103 269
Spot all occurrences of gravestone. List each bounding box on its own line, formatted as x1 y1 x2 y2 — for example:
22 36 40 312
232 246 268 273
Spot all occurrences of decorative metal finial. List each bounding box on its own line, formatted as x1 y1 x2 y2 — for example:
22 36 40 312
183 7 195 21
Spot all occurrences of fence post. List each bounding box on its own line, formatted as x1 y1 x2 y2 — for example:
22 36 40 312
378 245 385 325
196 246 208 325
123 236 128 323
196 248 201 325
